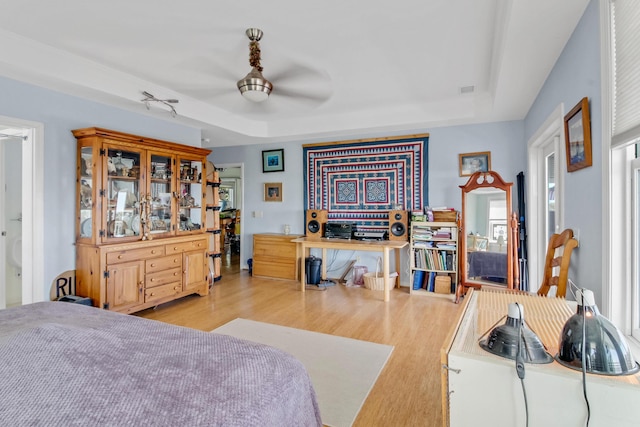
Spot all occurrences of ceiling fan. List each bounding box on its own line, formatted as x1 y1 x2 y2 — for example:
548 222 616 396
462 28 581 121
234 28 331 106
236 28 273 102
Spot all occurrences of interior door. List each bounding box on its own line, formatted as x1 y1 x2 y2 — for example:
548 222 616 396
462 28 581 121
1 129 25 308
543 141 559 240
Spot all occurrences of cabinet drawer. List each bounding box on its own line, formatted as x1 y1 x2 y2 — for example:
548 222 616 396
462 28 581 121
166 239 206 254
146 255 181 273
107 246 165 264
254 240 297 258
146 267 182 288
145 282 181 302
253 260 297 280
254 245 297 259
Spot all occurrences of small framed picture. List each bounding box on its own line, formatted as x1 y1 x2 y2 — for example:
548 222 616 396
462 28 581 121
458 151 491 177
564 97 592 172
262 149 285 173
264 182 283 202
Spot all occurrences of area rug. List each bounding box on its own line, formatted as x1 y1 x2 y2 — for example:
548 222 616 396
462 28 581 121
213 318 394 427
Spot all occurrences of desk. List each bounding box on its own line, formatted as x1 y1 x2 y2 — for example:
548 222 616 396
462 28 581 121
291 237 408 302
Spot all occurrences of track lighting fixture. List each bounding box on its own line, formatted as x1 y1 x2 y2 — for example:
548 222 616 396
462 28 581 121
141 91 179 117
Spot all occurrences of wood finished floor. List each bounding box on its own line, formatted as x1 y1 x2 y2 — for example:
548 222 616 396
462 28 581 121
136 252 463 427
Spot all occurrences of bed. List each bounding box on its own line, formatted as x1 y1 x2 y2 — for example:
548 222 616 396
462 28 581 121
0 302 322 426
467 250 508 282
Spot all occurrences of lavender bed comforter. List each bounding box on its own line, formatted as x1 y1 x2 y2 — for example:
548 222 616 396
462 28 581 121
0 302 322 426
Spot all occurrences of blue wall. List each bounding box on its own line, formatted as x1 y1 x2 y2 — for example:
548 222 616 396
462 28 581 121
0 76 201 299
524 0 601 303
212 120 526 279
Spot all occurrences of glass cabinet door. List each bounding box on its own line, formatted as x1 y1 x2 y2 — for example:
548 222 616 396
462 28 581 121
177 157 204 233
148 153 175 236
78 144 95 240
103 145 143 242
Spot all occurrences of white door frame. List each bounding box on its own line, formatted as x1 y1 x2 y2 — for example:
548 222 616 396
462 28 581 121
0 141 5 307
0 115 45 305
527 104 565 292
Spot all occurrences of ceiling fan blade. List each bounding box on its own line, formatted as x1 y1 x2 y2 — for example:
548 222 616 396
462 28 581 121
274 86 332 104
267 62 330 84
178 55 241 82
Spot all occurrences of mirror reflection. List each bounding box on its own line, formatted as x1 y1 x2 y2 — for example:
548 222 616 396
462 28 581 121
465 189 509 286
458 170 517 301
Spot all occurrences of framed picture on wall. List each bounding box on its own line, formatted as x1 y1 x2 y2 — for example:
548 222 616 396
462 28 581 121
564 97 592 172
262 149 285 173
264 182 283 202
458 151 491 177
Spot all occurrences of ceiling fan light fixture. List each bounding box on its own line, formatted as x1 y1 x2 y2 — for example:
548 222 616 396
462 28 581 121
237 67 273 102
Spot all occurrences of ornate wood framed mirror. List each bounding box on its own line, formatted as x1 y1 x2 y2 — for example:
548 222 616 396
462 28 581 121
457 171 519 302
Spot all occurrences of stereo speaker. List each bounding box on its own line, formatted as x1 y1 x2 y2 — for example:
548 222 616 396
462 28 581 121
388 210 408 241
305 210 328 239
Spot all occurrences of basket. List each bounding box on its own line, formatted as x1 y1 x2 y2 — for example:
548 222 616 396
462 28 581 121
433 210 458 222
434 275 452 294
363 271 385 291
363 257 397 291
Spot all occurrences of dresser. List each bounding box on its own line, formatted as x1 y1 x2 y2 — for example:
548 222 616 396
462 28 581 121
441 289 640 427
252 233 302 280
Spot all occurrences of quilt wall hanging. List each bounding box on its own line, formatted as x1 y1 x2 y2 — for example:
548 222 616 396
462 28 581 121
303 133 428 233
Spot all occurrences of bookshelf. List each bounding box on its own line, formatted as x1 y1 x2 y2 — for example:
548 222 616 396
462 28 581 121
410 221 458 300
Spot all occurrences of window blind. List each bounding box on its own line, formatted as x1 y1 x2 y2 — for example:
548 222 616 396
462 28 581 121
611 0 640 147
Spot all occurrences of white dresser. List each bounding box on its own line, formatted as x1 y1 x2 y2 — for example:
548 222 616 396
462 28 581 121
441 289 640 427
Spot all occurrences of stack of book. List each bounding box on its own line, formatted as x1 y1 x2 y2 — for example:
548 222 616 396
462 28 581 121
412 271 452 292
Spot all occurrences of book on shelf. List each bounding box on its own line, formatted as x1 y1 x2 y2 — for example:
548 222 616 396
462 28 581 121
446 253 454 271
412 270 425 290
433 231 452 239
411 211 426 222
414 241 435 248
426 272 436 292
413 233 434 240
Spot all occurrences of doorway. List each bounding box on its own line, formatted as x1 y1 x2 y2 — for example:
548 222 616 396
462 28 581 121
217 164 243 273
0 116 45 308
527 105 565 292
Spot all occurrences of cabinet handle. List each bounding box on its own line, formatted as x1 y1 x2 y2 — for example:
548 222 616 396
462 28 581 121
150 263 156 267
174 286 180 290
442 364 461 374
150 278 155 282
149 292 154 297
173 272 178 276
151 250 156 254
118 255 123 259
174 247 178 251
174 258 179 263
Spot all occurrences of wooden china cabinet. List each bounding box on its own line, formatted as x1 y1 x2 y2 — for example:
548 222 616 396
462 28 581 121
73 127 212 314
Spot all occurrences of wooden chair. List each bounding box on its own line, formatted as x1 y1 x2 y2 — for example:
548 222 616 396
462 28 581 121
536 229 579 298
467 234 489 251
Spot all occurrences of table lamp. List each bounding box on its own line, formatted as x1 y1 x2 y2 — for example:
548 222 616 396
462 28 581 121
556 289 639 375
480 302 553 364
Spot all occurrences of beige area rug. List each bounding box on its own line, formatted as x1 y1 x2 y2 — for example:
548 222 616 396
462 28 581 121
213 318 394 427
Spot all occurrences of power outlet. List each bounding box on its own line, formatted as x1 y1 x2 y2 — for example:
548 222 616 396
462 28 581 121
356 256 360 263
